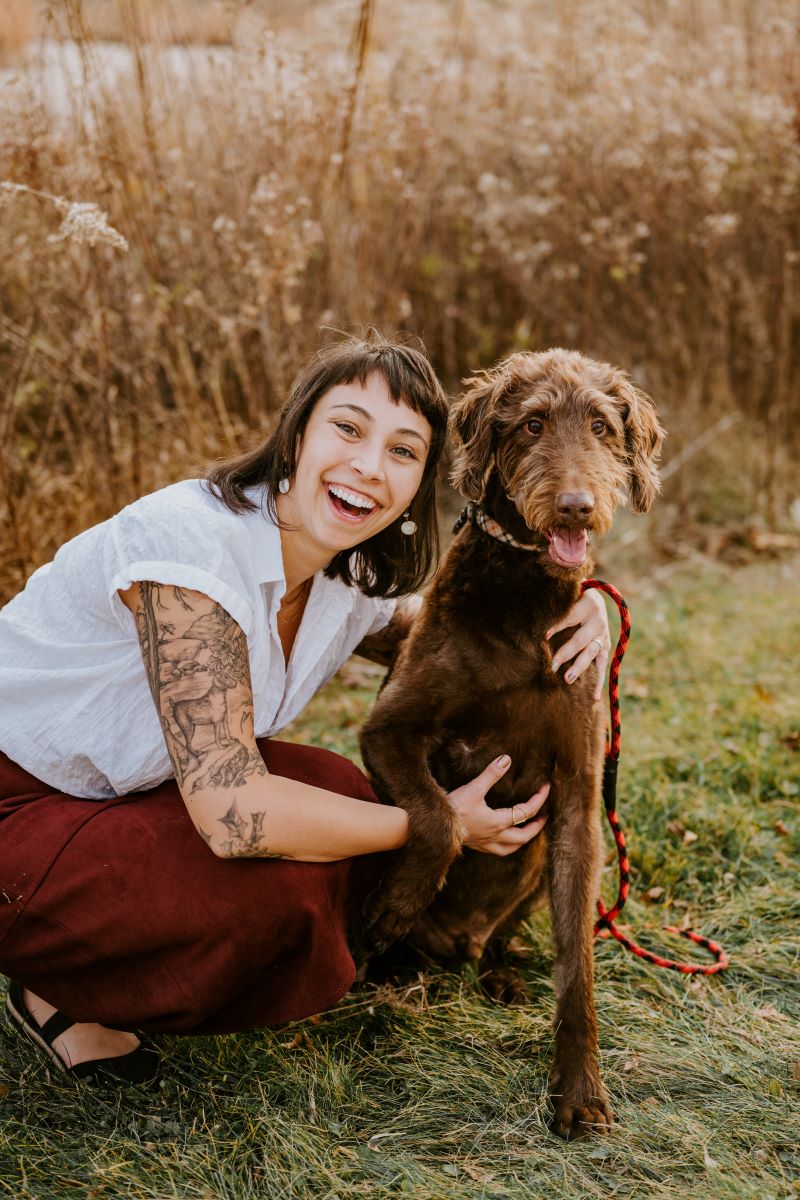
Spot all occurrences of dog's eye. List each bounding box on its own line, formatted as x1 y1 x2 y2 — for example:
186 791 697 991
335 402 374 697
526 419 544 436
591 419 607 436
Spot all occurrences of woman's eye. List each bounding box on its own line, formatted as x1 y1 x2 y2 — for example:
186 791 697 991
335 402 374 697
392 445 418 460
335 421 359 437
526 418 544 436
591 419 607 436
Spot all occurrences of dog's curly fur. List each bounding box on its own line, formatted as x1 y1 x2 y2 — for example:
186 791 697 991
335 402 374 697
360 348 664 1140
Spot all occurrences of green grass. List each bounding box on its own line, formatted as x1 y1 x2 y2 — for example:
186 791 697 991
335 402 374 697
1 554 798 1199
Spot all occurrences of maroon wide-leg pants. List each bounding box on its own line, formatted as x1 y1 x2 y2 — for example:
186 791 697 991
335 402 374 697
0 741 387 1034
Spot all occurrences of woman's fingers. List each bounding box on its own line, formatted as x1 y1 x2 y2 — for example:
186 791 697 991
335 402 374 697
485 813 549 856
493 781 550 841
548 590 610 683
473 753 512 797
452 764 550 856
593 646 609 701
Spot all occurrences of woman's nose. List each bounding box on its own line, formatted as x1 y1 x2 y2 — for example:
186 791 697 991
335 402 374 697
351 443 386 480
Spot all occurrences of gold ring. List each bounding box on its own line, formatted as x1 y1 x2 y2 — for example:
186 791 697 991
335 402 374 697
591 637 603 653
511 805 527 827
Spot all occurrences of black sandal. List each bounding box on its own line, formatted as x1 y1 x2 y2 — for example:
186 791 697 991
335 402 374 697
6 982 160 1086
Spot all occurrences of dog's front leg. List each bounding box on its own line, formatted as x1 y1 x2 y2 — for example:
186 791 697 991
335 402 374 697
360 716 464 952
547 765 613 1140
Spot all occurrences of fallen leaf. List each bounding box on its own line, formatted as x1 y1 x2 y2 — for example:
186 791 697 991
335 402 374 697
281 1033 304 1050
779 732 800 751
792 1062 800 1082
462 1164 492 1182
755 1004 782 1021
703 1148 719 1170
775 850 791 869
753 684 774 703
683 830 699 845
0 1084 9 1099
754 1149 769 1163
774 820 790 836
667 819 685 837
622 1053 640 1073
646 886 665 902
625 678 650 698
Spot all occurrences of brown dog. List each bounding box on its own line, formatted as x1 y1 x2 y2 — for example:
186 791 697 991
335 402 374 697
360 348 664 1140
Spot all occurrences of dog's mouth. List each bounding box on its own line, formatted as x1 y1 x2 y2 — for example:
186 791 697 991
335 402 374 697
545 527 589 568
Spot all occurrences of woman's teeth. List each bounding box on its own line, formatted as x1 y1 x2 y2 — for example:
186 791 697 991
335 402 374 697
327 484 378 518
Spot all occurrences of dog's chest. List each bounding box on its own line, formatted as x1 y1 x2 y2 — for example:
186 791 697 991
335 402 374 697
429 678 599 808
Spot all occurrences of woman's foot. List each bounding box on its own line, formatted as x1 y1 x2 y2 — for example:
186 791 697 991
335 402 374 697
23 989 142 1069
7 983 160 1085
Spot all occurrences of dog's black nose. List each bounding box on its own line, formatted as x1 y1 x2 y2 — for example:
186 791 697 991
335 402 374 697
556 491 595 517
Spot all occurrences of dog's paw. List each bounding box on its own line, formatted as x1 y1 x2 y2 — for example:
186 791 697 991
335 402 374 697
549 1079 614 1141
366 899 418 954
479 965 529 1006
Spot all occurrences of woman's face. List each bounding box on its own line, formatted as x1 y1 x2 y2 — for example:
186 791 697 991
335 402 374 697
280 372 432 559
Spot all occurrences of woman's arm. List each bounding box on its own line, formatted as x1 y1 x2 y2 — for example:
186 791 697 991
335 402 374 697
120 582 409 862
353 594 424 667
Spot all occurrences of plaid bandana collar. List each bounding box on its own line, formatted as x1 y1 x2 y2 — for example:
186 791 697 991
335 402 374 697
452 501 540 551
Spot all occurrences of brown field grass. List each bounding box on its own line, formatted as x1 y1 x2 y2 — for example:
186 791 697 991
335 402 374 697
0 0 35 65
43 0 238 46
1 0 799 602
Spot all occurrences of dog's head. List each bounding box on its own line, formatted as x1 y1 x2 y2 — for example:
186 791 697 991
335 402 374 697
449 348 665 574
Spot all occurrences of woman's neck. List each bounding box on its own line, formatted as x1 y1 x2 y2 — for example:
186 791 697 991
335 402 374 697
275 494 332 594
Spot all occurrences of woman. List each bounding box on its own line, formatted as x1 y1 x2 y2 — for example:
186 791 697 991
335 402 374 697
0 332 609 1085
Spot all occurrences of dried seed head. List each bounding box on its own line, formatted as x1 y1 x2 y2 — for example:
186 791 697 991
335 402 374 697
48 202 129 252
1 182 128 253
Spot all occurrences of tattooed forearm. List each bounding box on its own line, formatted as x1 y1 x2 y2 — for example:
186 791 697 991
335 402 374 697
134 583 266 795
199 798 290 859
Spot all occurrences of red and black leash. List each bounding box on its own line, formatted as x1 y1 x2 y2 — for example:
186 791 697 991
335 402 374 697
581 579 730 975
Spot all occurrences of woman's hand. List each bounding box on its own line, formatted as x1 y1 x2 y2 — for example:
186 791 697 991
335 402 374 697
547 589 611 700
447 755 550 856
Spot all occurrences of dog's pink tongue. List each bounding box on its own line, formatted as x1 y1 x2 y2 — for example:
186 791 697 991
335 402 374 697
549 527 588 566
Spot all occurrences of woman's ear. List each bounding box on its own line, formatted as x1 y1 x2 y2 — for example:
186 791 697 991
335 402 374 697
612 375 665 513
449 372 499 500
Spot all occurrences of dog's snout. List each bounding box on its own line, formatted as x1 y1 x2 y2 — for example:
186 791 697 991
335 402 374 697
555 491 595 518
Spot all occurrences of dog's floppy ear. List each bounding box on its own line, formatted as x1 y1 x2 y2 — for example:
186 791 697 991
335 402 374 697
449 371 499 500
612 375 665 513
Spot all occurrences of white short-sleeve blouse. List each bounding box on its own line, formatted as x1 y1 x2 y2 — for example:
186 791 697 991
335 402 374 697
0 479 395 798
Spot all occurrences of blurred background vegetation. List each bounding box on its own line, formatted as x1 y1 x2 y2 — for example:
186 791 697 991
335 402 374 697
1 0 799 602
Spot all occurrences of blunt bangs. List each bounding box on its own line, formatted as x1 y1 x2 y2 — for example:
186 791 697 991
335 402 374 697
204 330 449 598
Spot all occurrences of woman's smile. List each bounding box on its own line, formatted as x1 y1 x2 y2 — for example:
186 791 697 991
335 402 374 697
325 481 381 523
277 372 431 572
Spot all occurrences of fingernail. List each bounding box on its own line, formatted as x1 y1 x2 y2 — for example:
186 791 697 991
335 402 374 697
565 671 575 683
496 754 511 768
551 660 560 673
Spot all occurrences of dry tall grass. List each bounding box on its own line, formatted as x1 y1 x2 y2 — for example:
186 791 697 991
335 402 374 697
44 0 238 46
0 0 35 65
1 0 799 602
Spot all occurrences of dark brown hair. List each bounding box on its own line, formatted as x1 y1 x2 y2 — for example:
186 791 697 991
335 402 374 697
204 330 449 597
